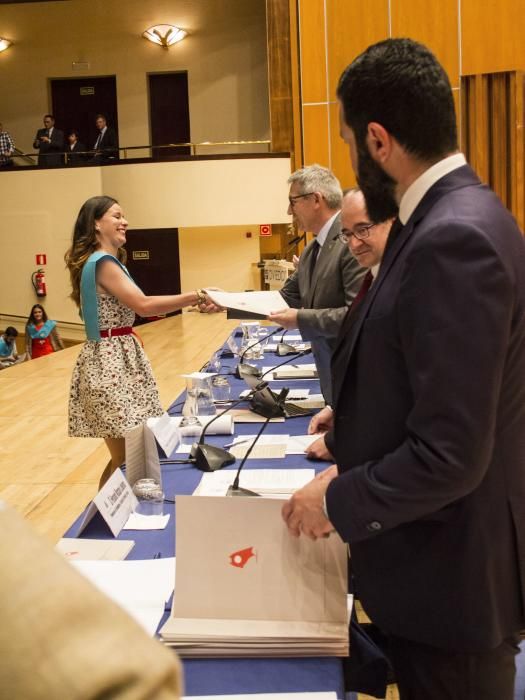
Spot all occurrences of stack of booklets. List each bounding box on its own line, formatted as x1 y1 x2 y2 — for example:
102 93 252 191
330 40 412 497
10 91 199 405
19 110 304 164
160 496 349 657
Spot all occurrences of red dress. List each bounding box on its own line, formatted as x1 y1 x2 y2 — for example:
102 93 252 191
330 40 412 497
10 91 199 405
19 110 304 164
31 325 54 359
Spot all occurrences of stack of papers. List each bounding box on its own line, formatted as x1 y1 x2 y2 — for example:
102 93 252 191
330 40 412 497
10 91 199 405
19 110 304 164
184 695 337 700
56 538 134 561
263 364 318 380
73 557 175 636
160 497 349 657
193 468 315 497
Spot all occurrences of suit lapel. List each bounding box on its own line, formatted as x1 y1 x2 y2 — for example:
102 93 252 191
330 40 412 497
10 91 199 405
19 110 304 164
331 165 481 409
307 214 341 305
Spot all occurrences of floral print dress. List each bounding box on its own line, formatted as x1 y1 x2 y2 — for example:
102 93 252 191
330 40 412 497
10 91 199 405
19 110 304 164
68 294 163 438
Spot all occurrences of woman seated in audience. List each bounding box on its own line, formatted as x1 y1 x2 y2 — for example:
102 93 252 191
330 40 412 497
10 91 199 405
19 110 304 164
65 195 218 488
25 304 64 359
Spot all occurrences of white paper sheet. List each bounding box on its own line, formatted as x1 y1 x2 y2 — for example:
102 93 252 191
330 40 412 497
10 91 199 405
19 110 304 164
262 363 318 380
123 512 170 530
183 694 338 700
193 469 315 497
146 413 181 458
56 538 135 561
286 434 321 454
205 290 289 316
72 557 175 636
125 422 162 488
240 388 309 400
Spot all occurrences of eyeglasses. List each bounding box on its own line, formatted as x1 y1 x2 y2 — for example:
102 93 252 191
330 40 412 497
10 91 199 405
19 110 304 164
338 223 376 243
288 192 314 207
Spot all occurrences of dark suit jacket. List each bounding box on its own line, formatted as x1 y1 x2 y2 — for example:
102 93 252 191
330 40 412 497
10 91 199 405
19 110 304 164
33 127 64 167
280 213 365 402
326 165 525 651
92 127 119 163
66 141 87 165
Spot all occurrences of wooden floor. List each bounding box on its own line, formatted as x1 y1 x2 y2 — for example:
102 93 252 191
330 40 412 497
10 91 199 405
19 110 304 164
0 310 238 543
0 309 399 699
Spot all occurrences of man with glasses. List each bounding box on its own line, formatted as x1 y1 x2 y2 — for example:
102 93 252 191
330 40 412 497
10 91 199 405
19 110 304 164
269 164 365 403
306 187 394 460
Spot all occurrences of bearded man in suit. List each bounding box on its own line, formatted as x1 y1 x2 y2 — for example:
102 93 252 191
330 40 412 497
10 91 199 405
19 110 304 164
283 38 525 699
269 164 365 402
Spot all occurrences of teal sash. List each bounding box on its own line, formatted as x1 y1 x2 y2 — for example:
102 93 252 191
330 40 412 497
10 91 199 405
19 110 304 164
0 336 14 357
80 252 133 341
26 319 56 339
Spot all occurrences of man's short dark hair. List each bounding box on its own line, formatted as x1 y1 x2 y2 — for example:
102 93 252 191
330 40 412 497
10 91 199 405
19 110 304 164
44 114 55 121
4 327 17 337
337 38 457 162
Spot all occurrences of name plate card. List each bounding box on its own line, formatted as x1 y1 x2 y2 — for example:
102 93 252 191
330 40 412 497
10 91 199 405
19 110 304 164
76 468 138 537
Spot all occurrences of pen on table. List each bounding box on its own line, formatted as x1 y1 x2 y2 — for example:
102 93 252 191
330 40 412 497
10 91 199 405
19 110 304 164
153 552 162 559
223 437 253 448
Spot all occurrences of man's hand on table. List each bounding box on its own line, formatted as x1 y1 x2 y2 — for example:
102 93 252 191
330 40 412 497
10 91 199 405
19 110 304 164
305 435 334 461
282 465 338 540
308 405 334 434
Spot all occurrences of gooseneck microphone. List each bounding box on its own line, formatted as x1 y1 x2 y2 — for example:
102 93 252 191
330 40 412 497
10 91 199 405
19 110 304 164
235 326 284 379
226 415 272 497
249 349 314 419
190 393 253 471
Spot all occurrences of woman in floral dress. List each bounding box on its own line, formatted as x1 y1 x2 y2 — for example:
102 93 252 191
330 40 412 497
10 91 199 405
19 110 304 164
65 195 215 487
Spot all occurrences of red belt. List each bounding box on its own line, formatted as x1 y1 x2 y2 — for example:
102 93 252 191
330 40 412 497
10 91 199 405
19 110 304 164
100 326 133 338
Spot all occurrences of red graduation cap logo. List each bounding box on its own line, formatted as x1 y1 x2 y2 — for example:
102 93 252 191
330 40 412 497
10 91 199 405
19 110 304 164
229 546 256 568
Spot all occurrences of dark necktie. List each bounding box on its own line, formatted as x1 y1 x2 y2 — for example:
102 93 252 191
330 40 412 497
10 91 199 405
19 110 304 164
338 269 374 339
309 240 320 281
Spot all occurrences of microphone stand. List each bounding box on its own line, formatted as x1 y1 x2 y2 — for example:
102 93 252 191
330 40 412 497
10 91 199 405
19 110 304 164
189 394 253 471
226 415 272 497
235 326 284 379
249 349 313 419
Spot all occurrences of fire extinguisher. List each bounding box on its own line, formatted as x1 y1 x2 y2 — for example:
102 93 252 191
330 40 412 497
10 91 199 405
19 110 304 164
31 269 47 297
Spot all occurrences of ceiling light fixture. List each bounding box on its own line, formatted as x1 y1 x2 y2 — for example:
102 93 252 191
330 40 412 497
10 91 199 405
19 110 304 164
142 24 187 49
0 38 13 53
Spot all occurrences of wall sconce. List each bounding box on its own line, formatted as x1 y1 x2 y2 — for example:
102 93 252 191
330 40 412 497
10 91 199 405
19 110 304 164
0 38 13 53
142 25 187 49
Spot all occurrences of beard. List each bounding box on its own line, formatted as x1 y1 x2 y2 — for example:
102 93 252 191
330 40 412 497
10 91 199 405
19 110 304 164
355 138 399 223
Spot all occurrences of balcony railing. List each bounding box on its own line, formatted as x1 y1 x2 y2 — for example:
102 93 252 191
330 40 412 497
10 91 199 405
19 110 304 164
4 139 273 168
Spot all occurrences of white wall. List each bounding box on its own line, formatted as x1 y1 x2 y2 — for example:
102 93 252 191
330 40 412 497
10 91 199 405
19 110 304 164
0 157 291 327
0 0 269 155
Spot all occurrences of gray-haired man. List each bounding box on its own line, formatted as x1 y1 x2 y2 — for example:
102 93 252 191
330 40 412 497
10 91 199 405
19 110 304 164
269 164 365 403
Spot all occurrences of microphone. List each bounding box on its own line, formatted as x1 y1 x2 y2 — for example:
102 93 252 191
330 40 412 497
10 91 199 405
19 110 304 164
259 347 313 381
276 328 303 356
189 394 253 471
248 349 314 419
235 326 284 379
226 415 272 497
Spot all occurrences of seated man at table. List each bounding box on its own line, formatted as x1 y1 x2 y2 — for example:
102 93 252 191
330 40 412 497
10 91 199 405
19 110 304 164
0 502 182 699
0 326 25 368
306 188 393 460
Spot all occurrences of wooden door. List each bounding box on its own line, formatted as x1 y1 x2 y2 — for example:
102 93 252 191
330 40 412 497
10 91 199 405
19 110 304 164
50 76 118 152
124 228 181 325
148 72 190 158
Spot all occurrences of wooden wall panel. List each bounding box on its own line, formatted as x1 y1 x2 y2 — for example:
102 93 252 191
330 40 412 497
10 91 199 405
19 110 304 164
302 104 330 166
329 102 356 188
266 0 294 153
391 0 459 86
298 0 327 103
509 72 525 232
461 0 525 76
462 70 525 233
326 0 389 98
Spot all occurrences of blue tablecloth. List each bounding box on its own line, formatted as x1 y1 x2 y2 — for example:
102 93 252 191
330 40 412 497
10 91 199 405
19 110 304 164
65 334 348 698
